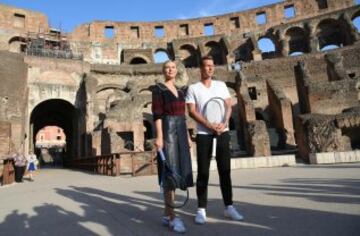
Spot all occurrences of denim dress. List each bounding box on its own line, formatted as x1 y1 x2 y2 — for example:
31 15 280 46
152 83 194 189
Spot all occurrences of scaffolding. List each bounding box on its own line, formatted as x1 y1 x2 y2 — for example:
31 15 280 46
25 30 83 60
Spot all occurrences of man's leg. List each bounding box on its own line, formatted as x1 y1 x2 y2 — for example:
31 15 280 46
215 132 233 206
196 134 212 208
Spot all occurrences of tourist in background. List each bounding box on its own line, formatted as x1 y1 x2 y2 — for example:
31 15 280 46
27 151 38 181
13 152 27 183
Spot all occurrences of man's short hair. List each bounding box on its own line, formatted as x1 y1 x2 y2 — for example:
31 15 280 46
200 55 214 67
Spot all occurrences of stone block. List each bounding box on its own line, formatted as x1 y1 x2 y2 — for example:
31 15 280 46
310 152 335 164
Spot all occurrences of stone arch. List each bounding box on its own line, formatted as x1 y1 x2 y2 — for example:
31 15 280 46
204 41 226 65
130 56 148 64
178 44 199 68
28 88 75 111
233 39 254 63
316 18 352 50
285 26 309 55
29 99 77 163
95 87 128 117
96 84 125 94
139 88 152 95
257 36 276 59
154 48 170 63
8 36 27 53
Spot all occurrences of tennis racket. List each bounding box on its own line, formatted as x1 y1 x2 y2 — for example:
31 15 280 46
158 149 189 209
202 97 227 158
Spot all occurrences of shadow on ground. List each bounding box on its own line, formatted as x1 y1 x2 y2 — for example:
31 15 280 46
1 178 359 235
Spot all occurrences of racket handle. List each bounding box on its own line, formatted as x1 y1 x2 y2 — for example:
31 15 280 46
211 137 217 158
158 149 166 161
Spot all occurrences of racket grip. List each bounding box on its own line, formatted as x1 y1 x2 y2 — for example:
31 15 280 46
211 138 217 158
158 149 166 161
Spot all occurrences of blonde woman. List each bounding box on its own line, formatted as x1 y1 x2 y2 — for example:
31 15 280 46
152 60 193 234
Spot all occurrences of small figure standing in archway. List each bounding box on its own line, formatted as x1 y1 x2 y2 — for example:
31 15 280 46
27 151 38 181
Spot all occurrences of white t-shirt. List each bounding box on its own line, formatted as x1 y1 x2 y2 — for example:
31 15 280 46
186 80 231 134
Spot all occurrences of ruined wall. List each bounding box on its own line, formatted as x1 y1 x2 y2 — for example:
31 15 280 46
65 0 358 64
0 51 27 153
69 0 354 43
0 4 49 51
0 0 359 161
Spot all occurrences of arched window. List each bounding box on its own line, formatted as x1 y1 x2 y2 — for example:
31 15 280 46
179 44 199 68
234 39 254 62
257 37 276 59
285 27 309 55
8 36 27 53
316 18 351 50
258 38 275 52
154 50 170 64
204 41 226 65
130 57 147 64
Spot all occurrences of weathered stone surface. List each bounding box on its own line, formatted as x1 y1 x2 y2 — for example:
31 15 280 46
0 0 359 163
247 120 271 157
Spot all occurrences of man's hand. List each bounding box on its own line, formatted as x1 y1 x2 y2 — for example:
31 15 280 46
215 123 227 135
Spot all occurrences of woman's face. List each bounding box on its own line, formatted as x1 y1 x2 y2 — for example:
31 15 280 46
163 61 177 80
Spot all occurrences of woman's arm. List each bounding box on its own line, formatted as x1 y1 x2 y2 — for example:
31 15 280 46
154 118 163 151
152 84 165 151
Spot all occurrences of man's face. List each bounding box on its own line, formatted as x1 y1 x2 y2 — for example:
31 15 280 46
201 59 215 79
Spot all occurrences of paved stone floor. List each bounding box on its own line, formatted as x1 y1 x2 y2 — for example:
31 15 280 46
1 163 360 235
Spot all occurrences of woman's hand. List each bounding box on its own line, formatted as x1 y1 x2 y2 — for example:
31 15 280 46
154 137 164 151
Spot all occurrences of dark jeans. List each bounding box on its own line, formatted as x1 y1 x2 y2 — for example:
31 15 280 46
196 132 233 208
14 166 25 182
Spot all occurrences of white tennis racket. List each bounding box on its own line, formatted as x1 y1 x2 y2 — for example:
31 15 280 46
203 97 227 158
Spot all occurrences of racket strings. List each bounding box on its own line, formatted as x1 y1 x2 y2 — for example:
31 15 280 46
203 98 227 124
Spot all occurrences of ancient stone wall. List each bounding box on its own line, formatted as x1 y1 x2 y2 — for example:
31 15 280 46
0 0 359 161
0 51 28 153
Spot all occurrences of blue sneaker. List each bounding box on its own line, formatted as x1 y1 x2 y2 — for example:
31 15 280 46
162 216 170 226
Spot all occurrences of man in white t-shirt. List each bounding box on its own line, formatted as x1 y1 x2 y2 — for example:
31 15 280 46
186 55 244 224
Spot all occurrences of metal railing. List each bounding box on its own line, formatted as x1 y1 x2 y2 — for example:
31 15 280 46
69 151 157 177
25 48 83 60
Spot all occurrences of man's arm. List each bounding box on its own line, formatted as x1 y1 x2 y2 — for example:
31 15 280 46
225 97 232 126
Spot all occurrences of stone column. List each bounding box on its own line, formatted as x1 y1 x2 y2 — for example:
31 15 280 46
280 38 290 57
250 36 262 61
343 13 360 42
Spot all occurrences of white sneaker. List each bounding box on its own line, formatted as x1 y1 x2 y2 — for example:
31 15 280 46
169 217 186 234
224 205 244 221
195 208 206 224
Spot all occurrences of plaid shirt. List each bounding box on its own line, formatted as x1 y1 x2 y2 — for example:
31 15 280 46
152 83 186 121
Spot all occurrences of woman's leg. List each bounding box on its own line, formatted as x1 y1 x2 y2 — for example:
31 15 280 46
29 170 33 180
164 190 175 219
